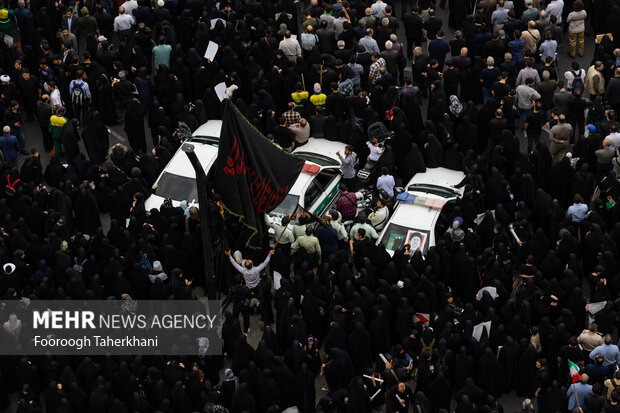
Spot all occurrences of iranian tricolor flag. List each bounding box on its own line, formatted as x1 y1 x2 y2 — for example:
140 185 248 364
568 359 581 383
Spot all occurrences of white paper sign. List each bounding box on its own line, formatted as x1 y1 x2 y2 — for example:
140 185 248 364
4 35 13 47
273 271 282 290
587 301 607 324
214 82 227 102
477 286 497 300
204 41 218 60
472 321 492 342
588 301 607 315
290 34 297 41
275 12 292 20
210 18 225 29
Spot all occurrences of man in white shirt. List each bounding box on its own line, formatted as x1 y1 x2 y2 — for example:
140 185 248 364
48 81 63 112
121 0 138 16
114 6 135 45
278 30 302 62
289 118 310 146
376 167 395 196
545 0 564 24
564 62 586 90
605 125 620 149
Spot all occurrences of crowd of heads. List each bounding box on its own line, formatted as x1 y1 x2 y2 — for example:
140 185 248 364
0 0 620 412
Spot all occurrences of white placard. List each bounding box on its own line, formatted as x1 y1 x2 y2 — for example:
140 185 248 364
477 286 497 300
273 271 282 290
210 18 225 29
214 82 227 102
587 301 607 325
275 12 292 20
204 41 218 60
472 321 491 342
290 34 297 41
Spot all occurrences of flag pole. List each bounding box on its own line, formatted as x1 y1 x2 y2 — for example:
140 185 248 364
183 143 217 300
273 204 300 250
573 380 581 409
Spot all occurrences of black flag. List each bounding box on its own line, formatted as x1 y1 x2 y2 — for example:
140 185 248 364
215 100 304 248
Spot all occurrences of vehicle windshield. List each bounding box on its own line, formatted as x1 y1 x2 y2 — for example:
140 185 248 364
270 194 300 217
190 136 219 146
407 184 458 198
381 223 429 253
293 152 338 167
154 172 198 203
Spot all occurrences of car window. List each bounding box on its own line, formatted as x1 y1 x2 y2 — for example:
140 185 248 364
304 180 323 207
154 172 198 202
316 169 337 189
293 152 339 167
407 184 458 198
271 194 300 217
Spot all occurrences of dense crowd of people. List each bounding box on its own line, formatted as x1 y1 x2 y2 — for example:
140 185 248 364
1 0 620 412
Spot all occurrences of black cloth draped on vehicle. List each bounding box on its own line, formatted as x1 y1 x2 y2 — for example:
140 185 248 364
215 100 304 248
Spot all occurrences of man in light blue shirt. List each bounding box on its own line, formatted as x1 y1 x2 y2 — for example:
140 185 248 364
566 375 592 410
491 0 510 26
358 29 380 55
589 335 620 366
567 193 589 223
539 32 558 62
371 0 387 19
377 167 395 197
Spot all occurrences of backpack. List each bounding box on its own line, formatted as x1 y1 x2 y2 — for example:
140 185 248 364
71 80 84 105
571 70 584 92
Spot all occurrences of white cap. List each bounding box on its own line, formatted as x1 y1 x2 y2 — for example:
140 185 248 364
97 35 107 42
157 0 164 6
0 75 10 82
566 152 572 158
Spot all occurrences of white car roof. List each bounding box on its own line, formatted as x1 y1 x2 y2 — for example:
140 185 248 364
406 167 465 191
159 120 223 179
164 142 219 178
192 120 222 138
377 167 465 255
387 201 443 229
292 138 346 166
389 167 465 228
